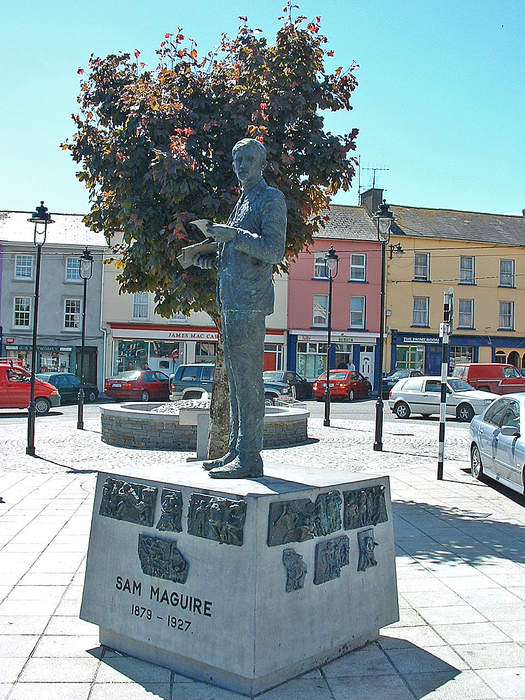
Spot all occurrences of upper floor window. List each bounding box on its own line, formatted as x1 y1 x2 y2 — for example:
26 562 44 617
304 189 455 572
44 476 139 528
15 255 33 280
350 296 365 328
65 257 82 281
132 293 149 320
169 312 188 324
414 253 430 281
313 253 328 279
312 295 328 326
458 299 474 328
499 301 514 330
64 299 81 329
459 256 475 284
412 297 429 327
499 259 515 288
350 254 366 282
13 296 31 327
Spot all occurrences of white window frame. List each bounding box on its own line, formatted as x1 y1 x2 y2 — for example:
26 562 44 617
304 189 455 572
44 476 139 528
313 252 328 280
499 259 515 288
414 252 430 281
458 299 474 328
312 295 328 326
168 311 188 324
412 297 429 327
14 254 33 280
350 254 366 282
64 298 81 329
132 292 150 320
499 301 514 330
65 257 82 282
13 296 32 327
350 296 365 329
459 256 475 284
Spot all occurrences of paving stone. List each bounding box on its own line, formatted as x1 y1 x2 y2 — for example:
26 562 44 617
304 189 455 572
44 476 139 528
433 622 511 645
326 674 413 700
387 645 469 675
0 657 26 683
19 656 99 683
0 615 50 635
0 635 38 658
95 656 171 683
258 677 332 698
403 669 497 699
33 635 102 658
453 642 525 669
418 605 487 625
477 667 525 698
323 645 395 677
0 685 12 700
7 683 92 700
379 626 447 649
45 615 98 635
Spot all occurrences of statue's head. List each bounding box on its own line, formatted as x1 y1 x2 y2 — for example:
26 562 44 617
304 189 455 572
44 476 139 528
232 138 267 186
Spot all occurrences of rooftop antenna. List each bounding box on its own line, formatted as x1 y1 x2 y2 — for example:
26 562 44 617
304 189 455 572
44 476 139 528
358 164 390 204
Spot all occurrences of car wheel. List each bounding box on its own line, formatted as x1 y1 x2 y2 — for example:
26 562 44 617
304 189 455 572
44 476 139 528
34 397 51 416
457 403 475 422
471 443 483 480
264 393 275 406
141 391 150 402
394 401 410 419
347 389 354 402
86 390 97 403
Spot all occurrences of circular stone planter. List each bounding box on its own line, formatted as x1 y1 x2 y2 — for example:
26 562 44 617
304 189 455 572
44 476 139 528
100 402 309 451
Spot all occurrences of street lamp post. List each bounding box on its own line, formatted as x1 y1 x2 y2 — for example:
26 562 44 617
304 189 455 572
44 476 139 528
324 245 339 427
26 202 54 456
373 201 394 452
77 247 94 430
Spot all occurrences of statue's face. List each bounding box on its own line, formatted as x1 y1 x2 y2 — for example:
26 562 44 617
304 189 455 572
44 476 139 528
233 145 264 187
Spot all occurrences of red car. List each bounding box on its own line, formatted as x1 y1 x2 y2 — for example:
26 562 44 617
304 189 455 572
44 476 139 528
104 370 170 402
312 369 371 401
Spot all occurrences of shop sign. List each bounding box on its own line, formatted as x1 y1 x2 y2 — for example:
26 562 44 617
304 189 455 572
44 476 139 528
59 347 73 352
113 328 218 342
402 336 439 344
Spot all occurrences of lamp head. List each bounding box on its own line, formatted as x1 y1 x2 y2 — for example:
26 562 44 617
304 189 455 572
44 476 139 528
79 247 94 280
28 201 54 225
325 245 339 276
374 200 394 243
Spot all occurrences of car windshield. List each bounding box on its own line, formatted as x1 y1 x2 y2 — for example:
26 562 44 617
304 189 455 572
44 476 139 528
36 374 51 380
447 378 475 392
319 371 347 380
263 372 284 381
115 371 141 380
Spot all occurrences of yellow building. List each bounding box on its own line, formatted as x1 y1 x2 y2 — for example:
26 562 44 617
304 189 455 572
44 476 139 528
361 188 525 374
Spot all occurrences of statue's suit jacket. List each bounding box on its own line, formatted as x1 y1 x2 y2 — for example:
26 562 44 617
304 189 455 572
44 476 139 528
217 177 287 315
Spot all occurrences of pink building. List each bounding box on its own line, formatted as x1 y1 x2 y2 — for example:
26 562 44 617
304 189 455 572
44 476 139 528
286 204 382 385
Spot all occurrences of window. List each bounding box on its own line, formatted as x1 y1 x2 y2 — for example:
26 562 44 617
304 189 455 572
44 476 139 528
313 253 328 279
412 297 429 326
499 301 514 330
132 293 149 320
425 380 441 393
13 297 31 327
458 299 474 328
449 346 474 370
459 256 475 284
484 399 511 427
296 341 328 380
64 299 81 329
350 296 365 328
169 312 188 323
65 257 81 281
350 254 366 282
500 259 515 288
15 255 33 280
312 295 328 326
414 253 430 281
395 345 424 371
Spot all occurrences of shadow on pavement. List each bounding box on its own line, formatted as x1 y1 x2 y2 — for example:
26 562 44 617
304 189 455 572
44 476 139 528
34 454 98 475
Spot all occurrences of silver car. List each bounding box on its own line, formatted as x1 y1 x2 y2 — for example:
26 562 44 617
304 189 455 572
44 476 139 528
388 376 497 422
470 394 525 495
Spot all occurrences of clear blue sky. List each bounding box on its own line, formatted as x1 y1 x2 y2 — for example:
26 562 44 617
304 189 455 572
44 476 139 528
1 0 524 216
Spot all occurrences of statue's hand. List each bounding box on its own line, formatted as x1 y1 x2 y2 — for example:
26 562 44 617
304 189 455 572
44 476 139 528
206 223 236 243
194 255 216 270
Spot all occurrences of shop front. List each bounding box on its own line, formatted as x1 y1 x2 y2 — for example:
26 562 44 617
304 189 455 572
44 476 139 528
5 343 76 374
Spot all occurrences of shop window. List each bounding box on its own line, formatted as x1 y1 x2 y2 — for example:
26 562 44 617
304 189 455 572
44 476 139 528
13 296 31 327
499 301 514 330
296 341 328 380
64 299 81 329
350 296 365 329
449 346 473 370
65 257 81 281
132 293 149 320
195 342 216 362
15 255 33 280
459 256 475 284
313 253 328 279
458 299 474 328
114 340 149 374
148 341 184 373
414 253 430 281
395 345 424 371
412 297 429 327
312 295 328 326
499 260 515 288
350 254 366 282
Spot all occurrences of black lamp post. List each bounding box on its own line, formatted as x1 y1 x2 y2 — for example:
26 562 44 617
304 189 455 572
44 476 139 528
77 247 94 430
373 200 394 452
323 245 339 427
26 201 54 456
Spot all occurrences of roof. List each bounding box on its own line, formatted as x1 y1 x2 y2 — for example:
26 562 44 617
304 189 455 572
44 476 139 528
0 211 107 249
391 205 525 247
315 205 379 241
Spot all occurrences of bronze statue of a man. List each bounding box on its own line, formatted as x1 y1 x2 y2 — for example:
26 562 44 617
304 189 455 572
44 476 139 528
195 138 287 478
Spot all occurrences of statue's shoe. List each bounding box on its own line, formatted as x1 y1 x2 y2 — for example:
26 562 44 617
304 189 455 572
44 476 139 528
202 451 237 472
208 458 263 480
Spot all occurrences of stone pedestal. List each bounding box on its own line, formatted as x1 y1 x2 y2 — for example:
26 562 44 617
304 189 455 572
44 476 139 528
80 463 398 696
178 407 210 460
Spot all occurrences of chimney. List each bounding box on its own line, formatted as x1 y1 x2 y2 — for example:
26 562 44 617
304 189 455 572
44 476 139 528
360 187 384 215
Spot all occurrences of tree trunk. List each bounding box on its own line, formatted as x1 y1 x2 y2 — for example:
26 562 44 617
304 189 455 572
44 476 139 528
207 312 230 459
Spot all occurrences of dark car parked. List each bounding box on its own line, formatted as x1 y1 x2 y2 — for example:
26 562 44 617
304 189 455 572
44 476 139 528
382 368 423 398
105 370 170 402
262 371 313 400
36 372 99 404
